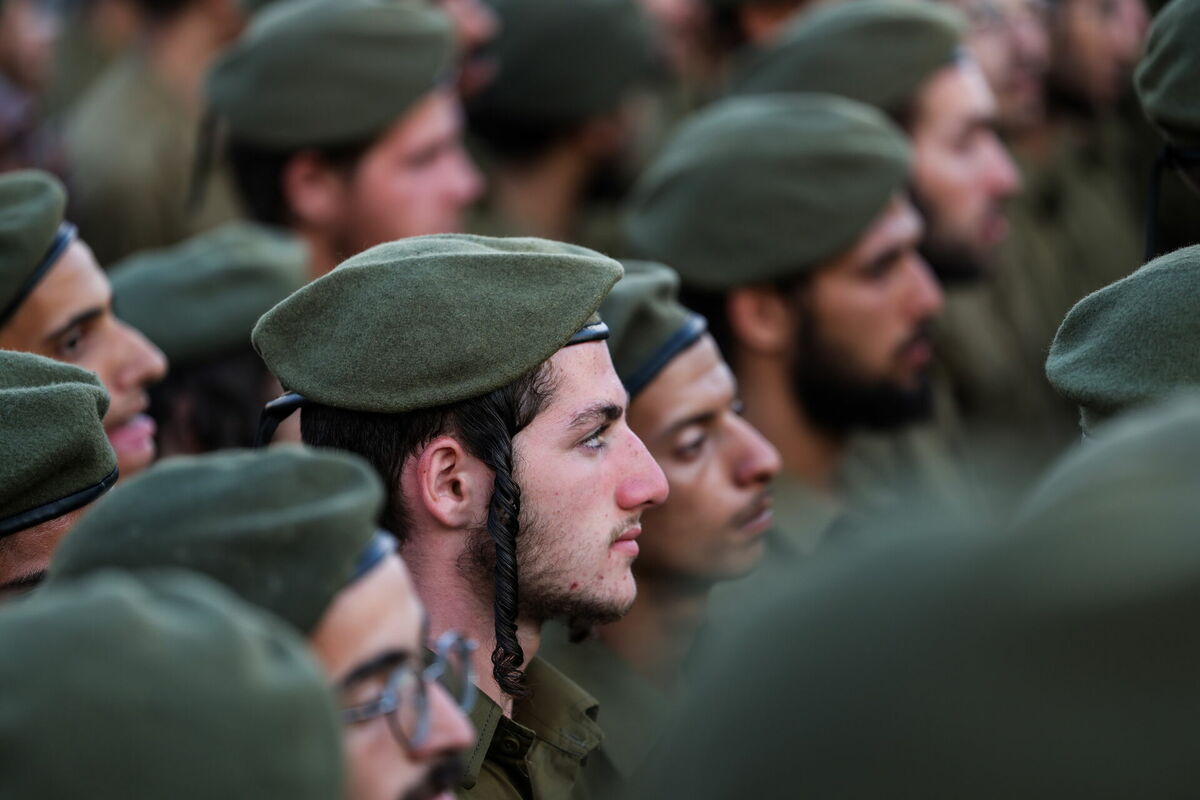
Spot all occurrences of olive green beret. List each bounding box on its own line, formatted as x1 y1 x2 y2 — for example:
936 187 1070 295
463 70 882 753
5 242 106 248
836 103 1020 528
0 570 343 799
634 397 1200 799
730 0 966 117
1135 0 1200 149
207 0 454 148
624 94 910 291
0 351 117 538
604 261 706 397
0 170 74 326
110 223 307 367
50 446 384 635
1046 244 1200 434
253 234 623 412
467 0 658 126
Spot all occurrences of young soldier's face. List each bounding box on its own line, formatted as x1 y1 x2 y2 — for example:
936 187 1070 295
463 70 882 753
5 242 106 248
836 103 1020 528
314 554 475 800
958 0 1051 133
627 334 780 582
511 341 668 625
0 241 167 478
1050 0 1146 110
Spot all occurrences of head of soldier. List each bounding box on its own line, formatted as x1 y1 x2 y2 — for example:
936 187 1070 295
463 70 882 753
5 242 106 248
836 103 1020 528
251 235 668 699
0 171 168 479
208 0 483 280
1135 0 1200 200
603 262 781 583
627 95 944 441
732 1 1021 284
1047 0 1147 113
49 446 477 800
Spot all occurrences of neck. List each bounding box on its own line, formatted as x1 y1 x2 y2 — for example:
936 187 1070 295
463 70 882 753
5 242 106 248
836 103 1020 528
402 537 540 718
143 10 228 118
490 144 591 242
596 573 710 692
297 230 341 281
735 346 845 495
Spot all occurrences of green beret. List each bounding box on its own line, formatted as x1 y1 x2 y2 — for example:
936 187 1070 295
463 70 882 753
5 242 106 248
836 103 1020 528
467 0 658 126
624 94 910 291
0 170 73 326
604 261 706 397
1046 244 1200 434
1135 0 1200 149
730 0 966 116
49 446 384 635
110 223 308 367
0 351 117 538
253 233 623 413
0 570 343 799
207 0 454 148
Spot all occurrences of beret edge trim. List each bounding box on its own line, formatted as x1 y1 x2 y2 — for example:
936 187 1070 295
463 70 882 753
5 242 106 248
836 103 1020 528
626 313 708 397
0 465 118 539
0 222 76 327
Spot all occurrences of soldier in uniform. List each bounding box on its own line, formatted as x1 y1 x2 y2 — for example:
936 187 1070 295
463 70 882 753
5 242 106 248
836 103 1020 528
0 170 167 479
251 234 669 799
541 260 781 798
49 446 478 800
206 0 483 280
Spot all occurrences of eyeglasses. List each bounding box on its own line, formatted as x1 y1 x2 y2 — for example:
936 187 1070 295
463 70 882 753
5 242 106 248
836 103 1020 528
339 631 477 750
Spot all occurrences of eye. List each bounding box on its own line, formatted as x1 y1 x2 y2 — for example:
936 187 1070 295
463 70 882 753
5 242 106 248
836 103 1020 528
55 323 87 361
676 432 708 460
581 423 611 452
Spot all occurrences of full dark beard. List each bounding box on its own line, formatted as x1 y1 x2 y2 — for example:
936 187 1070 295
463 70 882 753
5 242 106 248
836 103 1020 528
401 756 464 800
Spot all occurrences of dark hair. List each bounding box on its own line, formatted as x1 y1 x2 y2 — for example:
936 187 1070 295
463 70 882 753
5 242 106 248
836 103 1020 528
226 137 375 227
300 363 557 697
148 348 273 453
466 109 589 167
132 0 194 23
679 272 811 370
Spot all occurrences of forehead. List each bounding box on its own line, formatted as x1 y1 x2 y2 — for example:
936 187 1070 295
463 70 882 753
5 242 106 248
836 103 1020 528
535 341 626 416
918 59 997 127
631 336 733 435
0 241 109 343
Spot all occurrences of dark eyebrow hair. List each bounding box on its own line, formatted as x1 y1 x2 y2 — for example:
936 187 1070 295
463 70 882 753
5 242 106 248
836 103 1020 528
42 307 104 347
0 570 46 596
338 648 413 689
568 402 623 432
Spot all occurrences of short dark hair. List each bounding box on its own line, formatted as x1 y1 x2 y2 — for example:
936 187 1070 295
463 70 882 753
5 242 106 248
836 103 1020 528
148 348 273 453
466 110 589 167
300 362 557 697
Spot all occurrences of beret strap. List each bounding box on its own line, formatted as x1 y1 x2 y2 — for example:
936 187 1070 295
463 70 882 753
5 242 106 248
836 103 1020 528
0 222 77 327
566 320 609 346
347 530 396 585
254 391 307 448
0 465 118 539
625 312 708 398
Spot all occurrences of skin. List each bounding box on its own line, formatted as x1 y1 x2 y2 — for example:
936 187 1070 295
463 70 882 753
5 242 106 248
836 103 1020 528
0 240 168 478
956 0 1051 133
0 507 84 599
1049 0 1147 111
0 0 58 90
312 555 475 800
910 59 1021 275
435 0 499 96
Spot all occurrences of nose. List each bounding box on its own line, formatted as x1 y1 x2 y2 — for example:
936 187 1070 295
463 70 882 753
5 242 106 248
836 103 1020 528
730 415 781 488
907 255 945 320
409 682 475 761
113 320 168 391
984 133 1021 197
456 0 498 51
617 428 669 511
449 146 485 207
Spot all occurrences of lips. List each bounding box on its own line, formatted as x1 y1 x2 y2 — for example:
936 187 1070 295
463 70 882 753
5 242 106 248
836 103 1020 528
731 493 774 537
106 413 156 459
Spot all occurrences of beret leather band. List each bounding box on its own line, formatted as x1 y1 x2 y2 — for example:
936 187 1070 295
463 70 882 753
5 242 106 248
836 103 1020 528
567 319 610 345
625 313 706 397
0 465 118 539
0 222 75 327
348 530 396 585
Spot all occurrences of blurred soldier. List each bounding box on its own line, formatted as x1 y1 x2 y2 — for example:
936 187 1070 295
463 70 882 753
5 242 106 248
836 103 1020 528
0 351 116 596
109 222 307 455
1046 244 1200 437
703 0 815 55
1 570 344 799
208 0 483 280
64 0 246 265
627 94 941 551
50 446 478 800
0 0 66 174
541 261 781 798
465 0 660 254
252 235 669 800
0 171 167 479
437 0 499 97
631 393 1200 799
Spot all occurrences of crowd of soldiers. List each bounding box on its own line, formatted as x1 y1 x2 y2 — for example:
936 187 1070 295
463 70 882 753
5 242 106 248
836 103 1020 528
1 0 1199 795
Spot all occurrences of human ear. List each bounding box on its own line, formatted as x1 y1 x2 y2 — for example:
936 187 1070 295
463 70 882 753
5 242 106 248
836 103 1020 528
412 435 493 529
726 285 794 356
281 150 348 230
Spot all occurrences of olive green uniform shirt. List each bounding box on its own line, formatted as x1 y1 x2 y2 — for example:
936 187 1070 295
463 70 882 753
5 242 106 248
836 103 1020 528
64 51 240 266
461 656 603 800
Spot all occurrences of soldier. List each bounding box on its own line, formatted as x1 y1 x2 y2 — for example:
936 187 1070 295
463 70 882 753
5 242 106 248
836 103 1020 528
108 222 308 455
0 350 116 596
0 170 167 479
465 0 660 253
50 446 477 800
251 234 669 799
0 570 344 799
207 0 483 280
540 261 781 797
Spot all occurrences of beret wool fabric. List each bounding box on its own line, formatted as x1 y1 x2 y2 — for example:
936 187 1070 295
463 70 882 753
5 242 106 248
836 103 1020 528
1135 0 1200 149
253 234 624 412
49 446 383 635
207 0 454 148
1046 245 1200 434
624 94 910 292
730 0 966 117
0 570 343 799
0 170 67 324
110 223 307 366
0 351 116 536
467 0 659 126
603 260 706 397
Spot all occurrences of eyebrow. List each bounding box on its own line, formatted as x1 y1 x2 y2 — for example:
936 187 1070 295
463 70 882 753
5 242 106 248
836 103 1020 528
42 307 104 346
568 402 623 432
0 570 46 596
